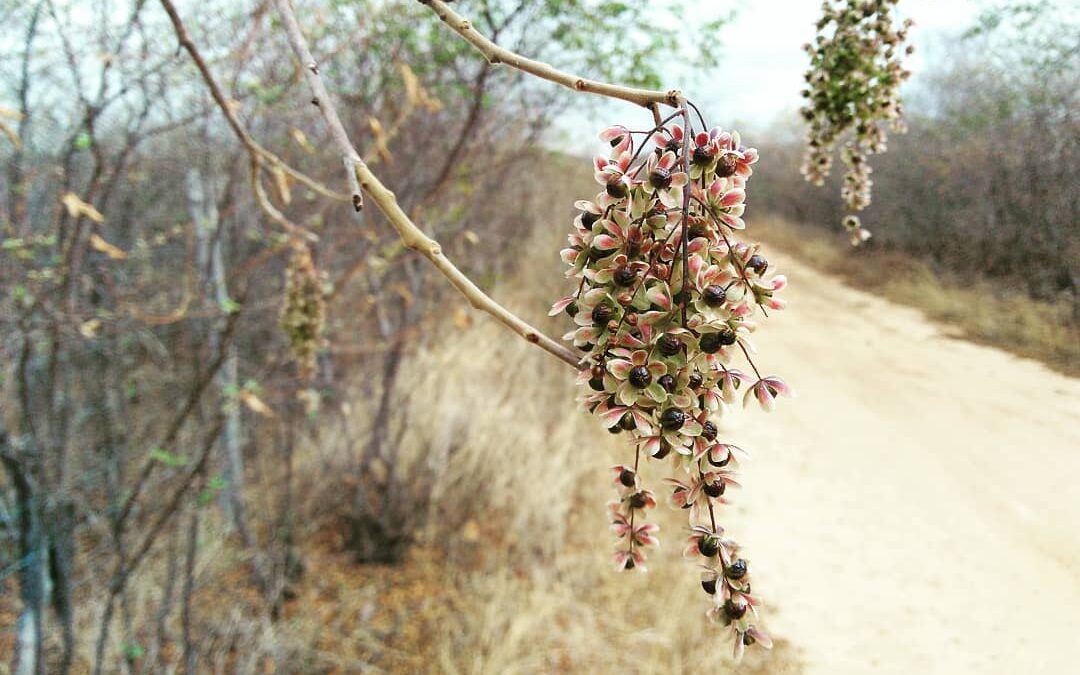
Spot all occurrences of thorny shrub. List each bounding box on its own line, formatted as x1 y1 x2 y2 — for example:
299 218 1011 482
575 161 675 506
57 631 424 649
551 112 789 658
800 0 914 244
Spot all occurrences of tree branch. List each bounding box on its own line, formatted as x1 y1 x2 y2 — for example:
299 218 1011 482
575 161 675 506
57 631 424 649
269 0 582 369
418 0 681 109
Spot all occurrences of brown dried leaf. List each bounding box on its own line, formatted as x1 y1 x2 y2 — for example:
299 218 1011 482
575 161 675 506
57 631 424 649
239 389 276 418
289 127 315 154
89 233 127 260
61 192 105 224
368 116 392 164
0 121 20 150
271 165 292 205
452 306 472 330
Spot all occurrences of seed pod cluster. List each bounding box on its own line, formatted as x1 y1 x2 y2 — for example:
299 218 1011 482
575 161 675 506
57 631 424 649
553 116 793 657
280 245 326 380
800 0 914 245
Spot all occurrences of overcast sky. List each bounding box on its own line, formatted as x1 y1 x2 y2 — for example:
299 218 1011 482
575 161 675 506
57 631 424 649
554 0 985 145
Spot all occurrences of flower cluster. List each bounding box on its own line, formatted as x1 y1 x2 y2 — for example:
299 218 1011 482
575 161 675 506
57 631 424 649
280 245 326 379
552 116 791 657
800 0 914 244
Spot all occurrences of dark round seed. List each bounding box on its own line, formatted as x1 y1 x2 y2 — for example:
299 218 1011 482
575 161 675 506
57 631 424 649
614 266 637 287
624 557 635 570
564 301 579 318
692 145 712 166
688 372 704 390
618 468 636 487
654 440 672 460
649 168 672 190
606 181 628 199
591 304 613 325
701 578 718 595
725 559 749 581
703 284 727 307
717 326 738 346
660 408 685 431
608 425 623 434
628 492 648 509
743 633 756 646
724 598 747 620
687 224 707 241
579 342 595 353
619 412 636 431
581 211 599 228
658 334 681 356
704 480 725 498
658 374 676 393
702 421 718 441
698 535 721 557
588 377 605 391
629 366 651 389
699 332 722 354
747 254 768 275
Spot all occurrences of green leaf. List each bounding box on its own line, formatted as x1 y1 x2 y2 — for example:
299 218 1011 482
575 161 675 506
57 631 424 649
219 297 241 314
150 448 188 467
75 132 92 150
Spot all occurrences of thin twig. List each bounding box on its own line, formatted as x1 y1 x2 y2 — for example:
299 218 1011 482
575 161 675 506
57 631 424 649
418 0 681 109
270 0 583 369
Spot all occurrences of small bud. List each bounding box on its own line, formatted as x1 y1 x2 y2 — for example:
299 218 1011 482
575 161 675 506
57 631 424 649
716 154 738 178
618 468 636 487
747 254 768 275
649 168 673 190
628 491 648 509
606 181 628 199
703 480 725 498
724 598 747 620
619 412 637 431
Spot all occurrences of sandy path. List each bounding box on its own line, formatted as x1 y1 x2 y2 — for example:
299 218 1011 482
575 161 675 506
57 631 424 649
720 251 1080 674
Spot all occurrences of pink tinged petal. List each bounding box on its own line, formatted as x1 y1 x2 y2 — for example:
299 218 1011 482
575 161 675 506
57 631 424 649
657 187 681 209
658 151 677 171
607 359 633 379
770 275 788 291
746 626 773 649
593 234 619 250
646 283 672 311
708 178 724 198
641 436 661 457
764 376 794 398
617 382 641 406
682 420 703 437
599 406 629 428
549 296 575 316
645 382 667 403
669 172 689 188
752 381 776 412
671 125 684 142
721 189 746 208
733 633 746 661
646 361 667 378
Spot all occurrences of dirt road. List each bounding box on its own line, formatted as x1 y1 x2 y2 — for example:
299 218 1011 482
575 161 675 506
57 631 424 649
723 251 1080 674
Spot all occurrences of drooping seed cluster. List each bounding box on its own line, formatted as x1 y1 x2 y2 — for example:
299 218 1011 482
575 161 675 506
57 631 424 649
552 116 792 658
800 0 913 245
280 245 326 379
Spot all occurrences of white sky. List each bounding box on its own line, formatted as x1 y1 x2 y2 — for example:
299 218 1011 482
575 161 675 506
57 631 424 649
553 0 985 144
699 0 984 129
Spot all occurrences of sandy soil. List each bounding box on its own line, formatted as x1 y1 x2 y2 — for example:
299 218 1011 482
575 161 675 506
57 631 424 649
718 251 1080 674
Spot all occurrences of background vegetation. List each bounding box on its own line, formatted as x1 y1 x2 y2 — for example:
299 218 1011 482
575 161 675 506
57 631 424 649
0 0 1075 673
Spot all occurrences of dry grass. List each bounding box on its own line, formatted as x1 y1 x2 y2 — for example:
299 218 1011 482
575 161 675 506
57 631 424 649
753 216 1080 377
282 224 803 673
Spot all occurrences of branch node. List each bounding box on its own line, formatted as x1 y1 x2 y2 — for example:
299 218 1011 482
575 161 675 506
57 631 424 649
308 62 319 74
311 97 320 106
574 79 587 91
352 194 363 211
525 333 540 344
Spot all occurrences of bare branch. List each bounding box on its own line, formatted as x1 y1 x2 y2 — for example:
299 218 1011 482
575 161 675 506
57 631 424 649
418 0 681 109
270 0 583 369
